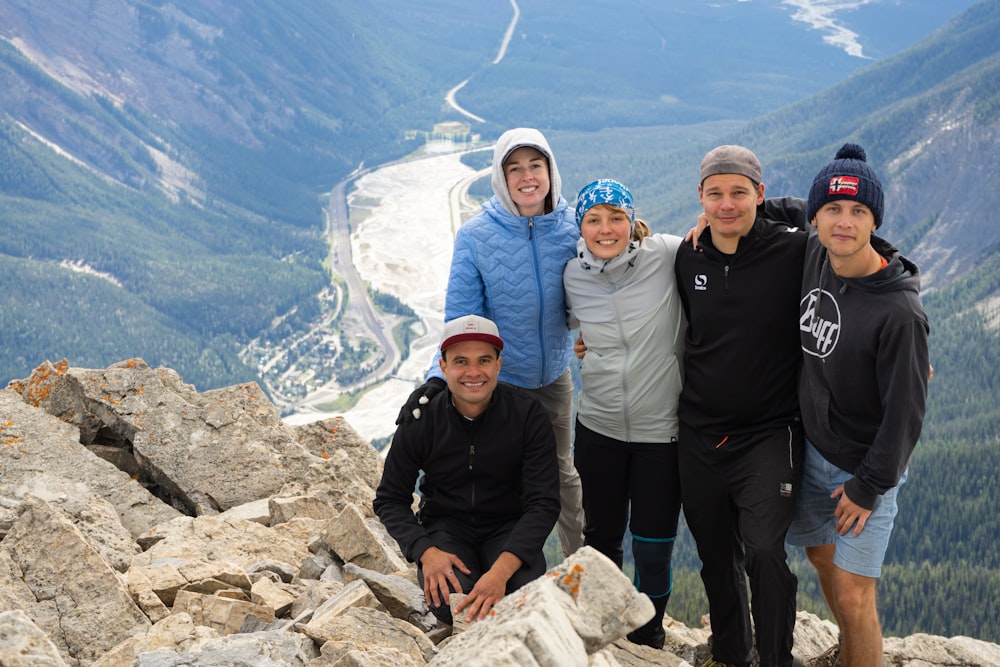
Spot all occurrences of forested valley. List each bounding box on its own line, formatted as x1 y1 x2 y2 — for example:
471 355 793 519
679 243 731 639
2 0 999 644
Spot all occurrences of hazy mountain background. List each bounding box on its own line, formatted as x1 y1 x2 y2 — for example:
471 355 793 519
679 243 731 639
2 0 999 641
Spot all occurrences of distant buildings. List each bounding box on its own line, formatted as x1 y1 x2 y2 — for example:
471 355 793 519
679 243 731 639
405 121 479 147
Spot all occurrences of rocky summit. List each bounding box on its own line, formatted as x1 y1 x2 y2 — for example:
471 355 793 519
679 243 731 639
1 358 998 667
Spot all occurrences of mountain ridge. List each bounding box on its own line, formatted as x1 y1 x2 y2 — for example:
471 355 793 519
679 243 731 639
1 0 999 643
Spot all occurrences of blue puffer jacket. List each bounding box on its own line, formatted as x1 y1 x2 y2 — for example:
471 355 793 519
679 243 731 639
427 128 577 388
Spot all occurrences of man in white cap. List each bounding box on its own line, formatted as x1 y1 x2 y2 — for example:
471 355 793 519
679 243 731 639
374 314 560 626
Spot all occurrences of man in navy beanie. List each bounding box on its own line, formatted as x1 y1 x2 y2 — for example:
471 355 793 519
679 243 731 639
787 144 929 667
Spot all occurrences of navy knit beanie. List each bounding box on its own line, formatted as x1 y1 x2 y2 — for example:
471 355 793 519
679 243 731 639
807 143 885 228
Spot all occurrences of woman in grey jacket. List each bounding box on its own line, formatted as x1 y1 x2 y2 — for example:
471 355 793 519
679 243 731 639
563 179 685 649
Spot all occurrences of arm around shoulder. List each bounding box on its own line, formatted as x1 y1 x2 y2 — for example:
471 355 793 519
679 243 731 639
504 395 560 561
763 196 809 230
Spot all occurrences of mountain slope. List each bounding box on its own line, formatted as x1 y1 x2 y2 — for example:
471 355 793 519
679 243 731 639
550 1 1000 293
0 0 506 388
541 2 1000 641
1 0 991 388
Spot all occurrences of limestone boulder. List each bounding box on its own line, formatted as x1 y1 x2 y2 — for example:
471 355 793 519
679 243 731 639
8 359 321 516
0 388 180 541
1 496 151 666
2 360 998 667
318 503 408 575
0 609 69 667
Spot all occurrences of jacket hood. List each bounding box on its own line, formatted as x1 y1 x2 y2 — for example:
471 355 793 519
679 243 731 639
575 236 641 276
833 235 922 296
491 128 563 217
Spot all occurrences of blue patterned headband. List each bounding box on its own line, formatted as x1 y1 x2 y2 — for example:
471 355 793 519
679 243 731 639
575 179 635 227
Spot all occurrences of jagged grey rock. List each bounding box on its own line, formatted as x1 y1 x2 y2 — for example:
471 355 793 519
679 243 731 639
269 495 338 525
91 613 218 667
318 503 408 574
251 577 298 616
297 550 336 581
290 579 346 619
0 387 181 540
171 589 275 635
434 579 591 666
7 359 320 516
299 606 434 665
299 579 387 638
310 646 422 667
0 609 69 667
292 417 383 492
219 499 271 526
132 629 320 667
2 496 151 666
343 562 437 632
884 633 1000 666
125 569 173 623
547 548 655 651
429 546 654 666
131 514 312 571
2 360 998 667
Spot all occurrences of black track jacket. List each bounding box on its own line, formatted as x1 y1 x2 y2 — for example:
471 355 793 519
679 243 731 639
674 198 808 451
373 382 560 566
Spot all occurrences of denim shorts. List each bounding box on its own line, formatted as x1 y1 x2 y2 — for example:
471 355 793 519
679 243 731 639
785 439 906 578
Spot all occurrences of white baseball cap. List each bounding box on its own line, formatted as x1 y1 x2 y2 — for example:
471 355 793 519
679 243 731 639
440 315 504 352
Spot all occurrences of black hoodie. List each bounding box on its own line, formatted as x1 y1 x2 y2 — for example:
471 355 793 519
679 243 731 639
798 233 929 510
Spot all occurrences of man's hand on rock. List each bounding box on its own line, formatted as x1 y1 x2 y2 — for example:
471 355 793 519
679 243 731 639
419 546 470 609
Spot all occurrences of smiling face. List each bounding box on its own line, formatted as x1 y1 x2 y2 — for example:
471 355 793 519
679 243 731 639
699 173 764 253
812 199 878 274
439 340 502 418
503 146 551 217
579 203 632 260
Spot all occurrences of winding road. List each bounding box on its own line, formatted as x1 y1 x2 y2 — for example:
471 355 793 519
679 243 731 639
283 0 519 437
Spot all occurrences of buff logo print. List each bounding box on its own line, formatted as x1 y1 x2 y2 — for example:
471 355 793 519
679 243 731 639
800 289 841 358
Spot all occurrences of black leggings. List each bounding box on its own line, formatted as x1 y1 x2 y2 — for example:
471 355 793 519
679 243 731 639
573 419 681 598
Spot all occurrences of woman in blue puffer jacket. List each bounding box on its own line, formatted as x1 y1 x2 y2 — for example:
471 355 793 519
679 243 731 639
397 127 585 558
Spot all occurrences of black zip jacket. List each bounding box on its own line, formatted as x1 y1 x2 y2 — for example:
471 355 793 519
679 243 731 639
674 198 808 445
373 382 560 566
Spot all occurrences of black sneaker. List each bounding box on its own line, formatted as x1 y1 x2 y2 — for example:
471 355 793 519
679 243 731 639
626 624 666 649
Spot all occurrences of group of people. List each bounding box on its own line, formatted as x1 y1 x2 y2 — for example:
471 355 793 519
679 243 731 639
372 128 929 667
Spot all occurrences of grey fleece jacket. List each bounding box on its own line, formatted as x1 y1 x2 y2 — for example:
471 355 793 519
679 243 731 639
564 233 685 443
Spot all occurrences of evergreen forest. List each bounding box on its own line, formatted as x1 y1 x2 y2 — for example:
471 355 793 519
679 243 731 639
2 0 999 644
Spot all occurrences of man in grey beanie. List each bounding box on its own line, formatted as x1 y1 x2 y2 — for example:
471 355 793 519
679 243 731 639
675 145 809 667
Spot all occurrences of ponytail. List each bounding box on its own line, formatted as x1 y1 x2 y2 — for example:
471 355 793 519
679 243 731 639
632 219 651 242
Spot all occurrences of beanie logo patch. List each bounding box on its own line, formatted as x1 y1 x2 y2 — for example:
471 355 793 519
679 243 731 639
828 176 859 196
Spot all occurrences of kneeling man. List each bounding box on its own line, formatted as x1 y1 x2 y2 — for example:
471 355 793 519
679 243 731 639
374 314 560 624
